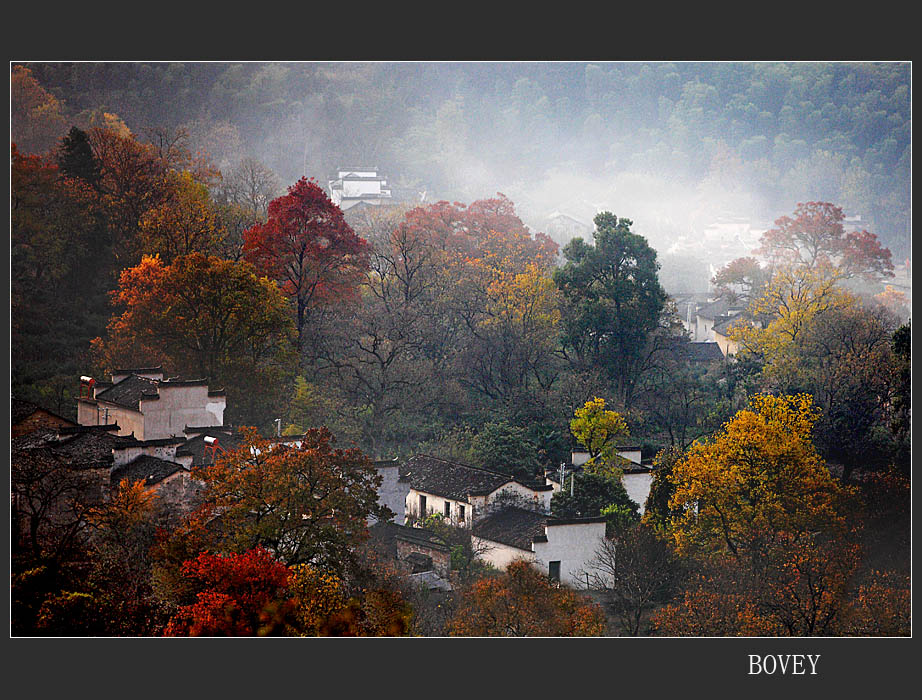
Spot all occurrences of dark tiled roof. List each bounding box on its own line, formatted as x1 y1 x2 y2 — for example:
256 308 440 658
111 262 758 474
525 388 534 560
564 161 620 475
660 337 724 363
393 524 450 552
111 455 186 487
685 342 725 362
13 427 140 469
695 298 745 320
546 515 608 526
58 423 121 435
399 454 512 502
94 374 161 409
12 398 40 424
113 365 163 376
175 430 244 466
713 315 748 336
472 507 548 551
95 374 211 409
183 425 235 435
11 398 73 426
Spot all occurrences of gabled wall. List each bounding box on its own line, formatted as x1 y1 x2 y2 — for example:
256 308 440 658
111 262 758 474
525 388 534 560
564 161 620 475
533 520 606 589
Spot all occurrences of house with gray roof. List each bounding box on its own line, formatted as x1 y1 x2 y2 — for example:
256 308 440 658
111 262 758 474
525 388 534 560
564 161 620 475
76 367 226 440
693 298 746 343
471 507 607 588
399 454 553 527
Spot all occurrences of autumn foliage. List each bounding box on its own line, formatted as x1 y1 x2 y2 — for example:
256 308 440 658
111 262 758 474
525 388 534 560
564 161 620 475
243 177 370 355
447 560 606 636
755 201 893 281
667 393 855 559
163 548 292 636
194 427 388 571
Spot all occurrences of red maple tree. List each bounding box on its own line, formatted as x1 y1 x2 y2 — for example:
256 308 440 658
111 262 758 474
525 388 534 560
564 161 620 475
243 178 369 360
163 548 292 636
755 201 893 281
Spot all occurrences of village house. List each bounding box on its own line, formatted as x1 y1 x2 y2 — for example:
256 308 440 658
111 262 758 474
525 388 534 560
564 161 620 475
75 366 226 441
692 298 747 344
328 166 393 210
12 397 76 438
397 453 610 588
371 458 411 525
471 507 607 587
713 316 742 357
400 454 554 526
557 446 655 515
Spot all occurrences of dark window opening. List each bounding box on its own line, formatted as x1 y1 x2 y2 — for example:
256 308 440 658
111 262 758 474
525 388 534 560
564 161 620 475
419 494 427 517
444 501 451 518
548 561 561 583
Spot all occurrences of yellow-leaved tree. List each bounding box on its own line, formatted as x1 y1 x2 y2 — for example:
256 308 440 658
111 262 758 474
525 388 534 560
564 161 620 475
667 393 854 561
570 397 630 477
729 263 856 387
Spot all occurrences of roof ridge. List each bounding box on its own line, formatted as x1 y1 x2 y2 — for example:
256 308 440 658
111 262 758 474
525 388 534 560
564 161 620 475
412 453 513 479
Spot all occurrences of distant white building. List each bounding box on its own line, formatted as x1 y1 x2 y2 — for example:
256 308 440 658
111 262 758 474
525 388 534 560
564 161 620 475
328 166 392 210
564 448 654 514
400 454 554 527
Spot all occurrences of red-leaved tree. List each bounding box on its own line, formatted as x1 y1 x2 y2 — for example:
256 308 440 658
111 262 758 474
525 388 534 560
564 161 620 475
163 548 292 637
243 178 370 363
755 201 893 281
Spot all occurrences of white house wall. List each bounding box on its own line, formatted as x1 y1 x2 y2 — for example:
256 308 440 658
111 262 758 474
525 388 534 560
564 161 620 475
622 472 654 514
373 464 411 525
140 385 222 440
471 536 535 571
532 521 606 589
405 488 472 527
487 481 552 512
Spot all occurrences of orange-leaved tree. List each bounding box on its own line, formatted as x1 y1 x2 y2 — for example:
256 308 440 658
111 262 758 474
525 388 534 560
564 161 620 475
92 252 295 426
195 427 389 574
667 393 855 561
447 560 606 637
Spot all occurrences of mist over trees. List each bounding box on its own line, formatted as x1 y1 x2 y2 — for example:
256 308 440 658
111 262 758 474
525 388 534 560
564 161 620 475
17 62 911 259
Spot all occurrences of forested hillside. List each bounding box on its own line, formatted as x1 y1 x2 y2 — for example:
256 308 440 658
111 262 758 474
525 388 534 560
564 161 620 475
16 62 911 257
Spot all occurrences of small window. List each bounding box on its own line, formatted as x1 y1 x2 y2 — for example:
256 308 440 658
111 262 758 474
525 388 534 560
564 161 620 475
548 561 561 583
458 505 466 522
419 494 427 516
444 501 451 518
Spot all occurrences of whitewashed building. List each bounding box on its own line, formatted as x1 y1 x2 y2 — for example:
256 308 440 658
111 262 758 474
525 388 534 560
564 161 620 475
76 367 225 441
561 448 655 515
328 166 392 210
471 507 607 588
400 454 554 527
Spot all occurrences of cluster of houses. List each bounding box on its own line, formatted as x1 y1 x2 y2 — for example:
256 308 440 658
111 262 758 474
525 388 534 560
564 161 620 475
673 295 750 357
12 365 659 592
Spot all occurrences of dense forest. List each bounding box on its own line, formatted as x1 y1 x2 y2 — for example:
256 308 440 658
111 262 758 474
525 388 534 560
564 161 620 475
11 62 910 637
15 62 911 259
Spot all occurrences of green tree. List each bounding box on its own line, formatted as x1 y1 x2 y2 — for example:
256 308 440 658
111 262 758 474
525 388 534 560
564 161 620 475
551 470 639 530
56 126 101 187
469 420 541 479
555 212 668 407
